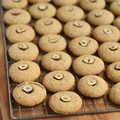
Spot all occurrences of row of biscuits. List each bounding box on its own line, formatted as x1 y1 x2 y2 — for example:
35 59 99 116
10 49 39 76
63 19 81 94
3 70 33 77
3 0 83 115
3 0 120 115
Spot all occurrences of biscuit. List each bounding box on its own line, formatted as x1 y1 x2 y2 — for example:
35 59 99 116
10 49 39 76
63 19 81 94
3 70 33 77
77 75 108 98
6 24 35 43
8 42 39 61
9 60 41 83
56 5 84 23
87 9 114 26
34 18 62 35
64 20 91 38
113 16 120 29
92 25 120 43
39 34 67 52
49 91 82 115
41 51 72 71
109 1 120 16
2 0 28 9
109 82 120 105
43 71 75 92
73 55 105 76
29 3 56 19
13 82 47 106
106 61 120 82
3 8 31 25
80 0 106 11
28 0 51 4
69 37 99 56
98 42 120 63
53 0 77 6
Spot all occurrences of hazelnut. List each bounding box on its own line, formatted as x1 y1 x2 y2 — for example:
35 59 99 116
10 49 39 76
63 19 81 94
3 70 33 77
89 0 96 2
60 95 71 102
65 7 73 11
73 22 82 28
103 28 112 34
83 57 94 64
12 0 21 2
87 79 97 86
94 11 103 17
11 11 20 15
38 5 47 11
79 40 89 47
115 64 120 70
18 43 28 50
49 37 58 43
108 45 118 51
16 27 26 34
51 54 61 60
22 85 33 93
44 20 52 25
53 73 64 80
18 64 29 70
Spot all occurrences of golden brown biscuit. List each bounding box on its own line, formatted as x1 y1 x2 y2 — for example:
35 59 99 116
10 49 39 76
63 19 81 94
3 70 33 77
49 91 82 115
9 60 41 83
8 42 39 61
73 55 105 76
41 51 72 71
77 75 108 98
13 82 47 106
3 8 31 25
2 0 28 9
6 24 35 43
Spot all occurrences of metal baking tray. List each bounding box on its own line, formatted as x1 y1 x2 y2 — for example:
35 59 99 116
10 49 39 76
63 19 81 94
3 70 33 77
1 0 120 119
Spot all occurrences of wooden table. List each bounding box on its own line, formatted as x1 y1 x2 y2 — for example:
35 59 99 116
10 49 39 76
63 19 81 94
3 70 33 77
0 8 120 120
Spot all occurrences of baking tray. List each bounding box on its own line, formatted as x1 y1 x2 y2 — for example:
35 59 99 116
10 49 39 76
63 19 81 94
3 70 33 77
1 0 120 119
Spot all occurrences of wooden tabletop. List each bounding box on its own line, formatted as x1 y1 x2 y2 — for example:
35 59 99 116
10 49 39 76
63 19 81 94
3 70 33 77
0 7 120 120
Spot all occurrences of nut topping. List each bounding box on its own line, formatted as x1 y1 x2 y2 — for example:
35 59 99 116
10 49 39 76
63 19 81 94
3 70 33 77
51 54 61 60
103 28 112 34
115 64 120 70
83 57 94 64
60 95 71 102
87 79 97 86
73 22 82 28
65 7 73 11
108 45 118 51
18 43 28 50
89 0 96 2
16 27 26 34
79 40 89 47
49 37 58 43
94 11 103 17
44 20 52 25
18 64 29 70
22 85 33 93
53 73 64 80
11 11 20 15
38 5 47 11
12 0 21 2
